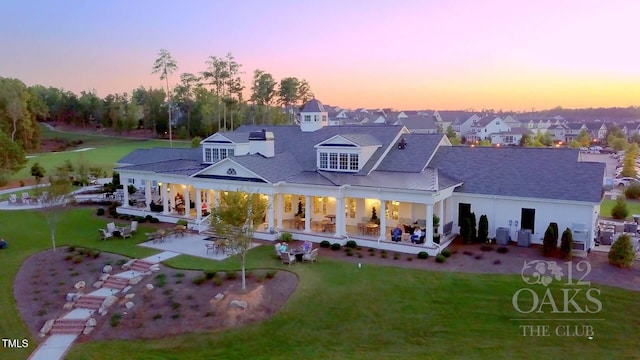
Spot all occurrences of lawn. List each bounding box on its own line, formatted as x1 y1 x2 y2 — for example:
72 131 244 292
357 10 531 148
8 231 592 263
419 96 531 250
11 124 190 183
600 198 640 219
1 208 639 359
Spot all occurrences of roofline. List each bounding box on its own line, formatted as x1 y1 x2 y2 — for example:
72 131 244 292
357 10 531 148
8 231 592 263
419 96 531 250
453 191 602 206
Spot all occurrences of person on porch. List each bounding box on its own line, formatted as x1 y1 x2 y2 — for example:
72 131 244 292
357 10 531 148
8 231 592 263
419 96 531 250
391 226 402 242
201 202 209 216
411 227 423 244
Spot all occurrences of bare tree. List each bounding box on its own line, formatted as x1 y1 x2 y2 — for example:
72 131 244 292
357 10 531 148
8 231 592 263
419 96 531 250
40 166 72 252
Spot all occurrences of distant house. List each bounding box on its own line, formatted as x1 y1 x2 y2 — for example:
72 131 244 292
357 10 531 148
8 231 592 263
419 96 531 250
467 116 511 142
489 127 533 145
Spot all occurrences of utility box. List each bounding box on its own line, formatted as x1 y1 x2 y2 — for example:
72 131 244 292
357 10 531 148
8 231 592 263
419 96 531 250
496 227 510 245
517 229 532 247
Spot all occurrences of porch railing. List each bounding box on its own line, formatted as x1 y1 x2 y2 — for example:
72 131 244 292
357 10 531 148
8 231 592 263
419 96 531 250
197 214 212 234
443 221 453 236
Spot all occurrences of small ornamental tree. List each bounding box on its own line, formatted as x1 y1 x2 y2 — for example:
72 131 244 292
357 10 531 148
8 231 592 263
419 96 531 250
371 207 379 224
542 224 556 257
560 228 573 260
550 222 559 246
611 197 629 220
478 214 489 243
608 234 635 268
624 183 640 199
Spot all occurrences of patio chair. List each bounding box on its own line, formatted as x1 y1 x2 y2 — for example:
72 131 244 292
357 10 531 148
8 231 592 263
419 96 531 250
130 221 138 233
302 248 318 263
205 243 216 255
280 252 296 266
106 222 117 234
275 243 282 258
8 194 17 206
99 229 113 241
120 227 132 239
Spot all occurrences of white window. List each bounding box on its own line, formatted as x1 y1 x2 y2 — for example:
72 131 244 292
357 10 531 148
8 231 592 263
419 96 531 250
314 115 319 122
329 153 338 169
205 148 212 162
128 178 135 184
339 154 348 170
322 115 327 123
349 154 359 170
228 149 234 157
220 148 227 159
304 115 311 122
212 148 219 162
320 153 328 168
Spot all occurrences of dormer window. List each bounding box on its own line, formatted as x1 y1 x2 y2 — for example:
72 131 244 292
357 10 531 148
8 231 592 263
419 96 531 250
319 151 359 171
203 146 235 164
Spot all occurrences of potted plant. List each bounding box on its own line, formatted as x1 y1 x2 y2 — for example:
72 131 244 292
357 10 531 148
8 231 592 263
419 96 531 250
371 207 380 225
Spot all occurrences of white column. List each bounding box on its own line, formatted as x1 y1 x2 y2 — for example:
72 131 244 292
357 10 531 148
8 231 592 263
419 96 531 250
267 195 274 232
184 186 190 218
425 204 433 246
304 195 311 233
162 183 169 215
276 194 283 229
334 196 344 238
122 178 130 208
145 180 151 211
379 199 386 242
195 188 202 220
438 200 444 235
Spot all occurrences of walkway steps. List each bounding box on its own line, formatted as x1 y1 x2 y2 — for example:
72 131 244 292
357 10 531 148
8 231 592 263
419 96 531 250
74 295 105 310
50 319 86 335
102 276 129 291
130 259 154 272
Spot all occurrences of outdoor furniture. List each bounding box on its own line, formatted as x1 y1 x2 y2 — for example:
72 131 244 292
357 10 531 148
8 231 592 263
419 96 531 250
173 225 187 237
120 227 132 239
8 194 17 205
280 252 296 266
21 192 31 204
302 248 318 263
130 221 138 233
106 222 117 235
275 243 282 257
99 229 113 240
205 243 216 255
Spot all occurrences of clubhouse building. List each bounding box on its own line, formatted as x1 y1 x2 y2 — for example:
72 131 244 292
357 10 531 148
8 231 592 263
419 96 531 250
115 99 605 255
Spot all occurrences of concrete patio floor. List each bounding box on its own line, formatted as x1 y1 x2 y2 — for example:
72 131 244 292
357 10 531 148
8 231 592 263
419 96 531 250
138 232 261 260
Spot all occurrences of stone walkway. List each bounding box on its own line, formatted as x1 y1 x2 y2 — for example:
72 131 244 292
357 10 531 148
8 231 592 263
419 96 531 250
27 251 180 360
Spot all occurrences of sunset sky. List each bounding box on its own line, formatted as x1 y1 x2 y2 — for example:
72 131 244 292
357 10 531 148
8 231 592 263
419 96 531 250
1 0 638 111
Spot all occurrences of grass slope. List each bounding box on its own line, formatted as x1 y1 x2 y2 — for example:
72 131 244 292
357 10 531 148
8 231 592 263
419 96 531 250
1 209 638 359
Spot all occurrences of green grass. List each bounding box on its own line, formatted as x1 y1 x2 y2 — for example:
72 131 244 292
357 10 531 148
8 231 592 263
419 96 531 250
12 124 190 183
600 198 640 219
1 208 639 359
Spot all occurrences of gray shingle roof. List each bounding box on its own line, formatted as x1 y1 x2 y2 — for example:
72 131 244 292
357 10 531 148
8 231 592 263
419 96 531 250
301 98 325 113
428 146 604 203
228 152 303 182
116 148 201 166
317 170 440 191
202 132 250 143
236 125 404 175
340 134 382 147
117 159 208 176
377 134 445 172
395 115 437 131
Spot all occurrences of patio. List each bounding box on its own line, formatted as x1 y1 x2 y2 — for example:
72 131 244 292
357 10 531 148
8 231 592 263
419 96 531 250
138 232 261 260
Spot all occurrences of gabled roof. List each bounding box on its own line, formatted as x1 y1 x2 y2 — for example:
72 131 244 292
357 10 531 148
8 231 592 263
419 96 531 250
428 147 604 203
317 169 447 191
436 110 477 124
236 125 403 175
339 134 382 147
202 132 249 144
475 116 501 127
116 148 201 166
395 115 437 131
226 153 303 182
301 98 325 113
117 159 208 176
377 134 446 172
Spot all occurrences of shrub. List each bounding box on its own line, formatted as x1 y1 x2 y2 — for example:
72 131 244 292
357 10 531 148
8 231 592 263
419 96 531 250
72 255 83 264
153 314 162 321
266 270 277 279
110 313 122 327
66 246 76 252
96 208 105 216
460 218 472 244
279 232 293 242
435 254 446 263
345 249 353 256
255 274 266 283
345 240 357 248
319 240 331 248
212 277 223 286
497 246 509 254
225 272 238 280
64 254 73 261
145 215 153 221
478 214 489 243
173 272 185 278
116 259 127 266
469 212 477 243
192 275 207 285
542 224 557 257
417 251 429 259
176 219 188 227
611 197 629 219
381 252 388 259
608 234 635 268
560 228 573 260
170 302 181 310
550 222 559 246
330 243 341 251
480 244 493 252
625 183 640 199
441 249 451 258
203 270 217 279
150 217 160 223
393 253 400 260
